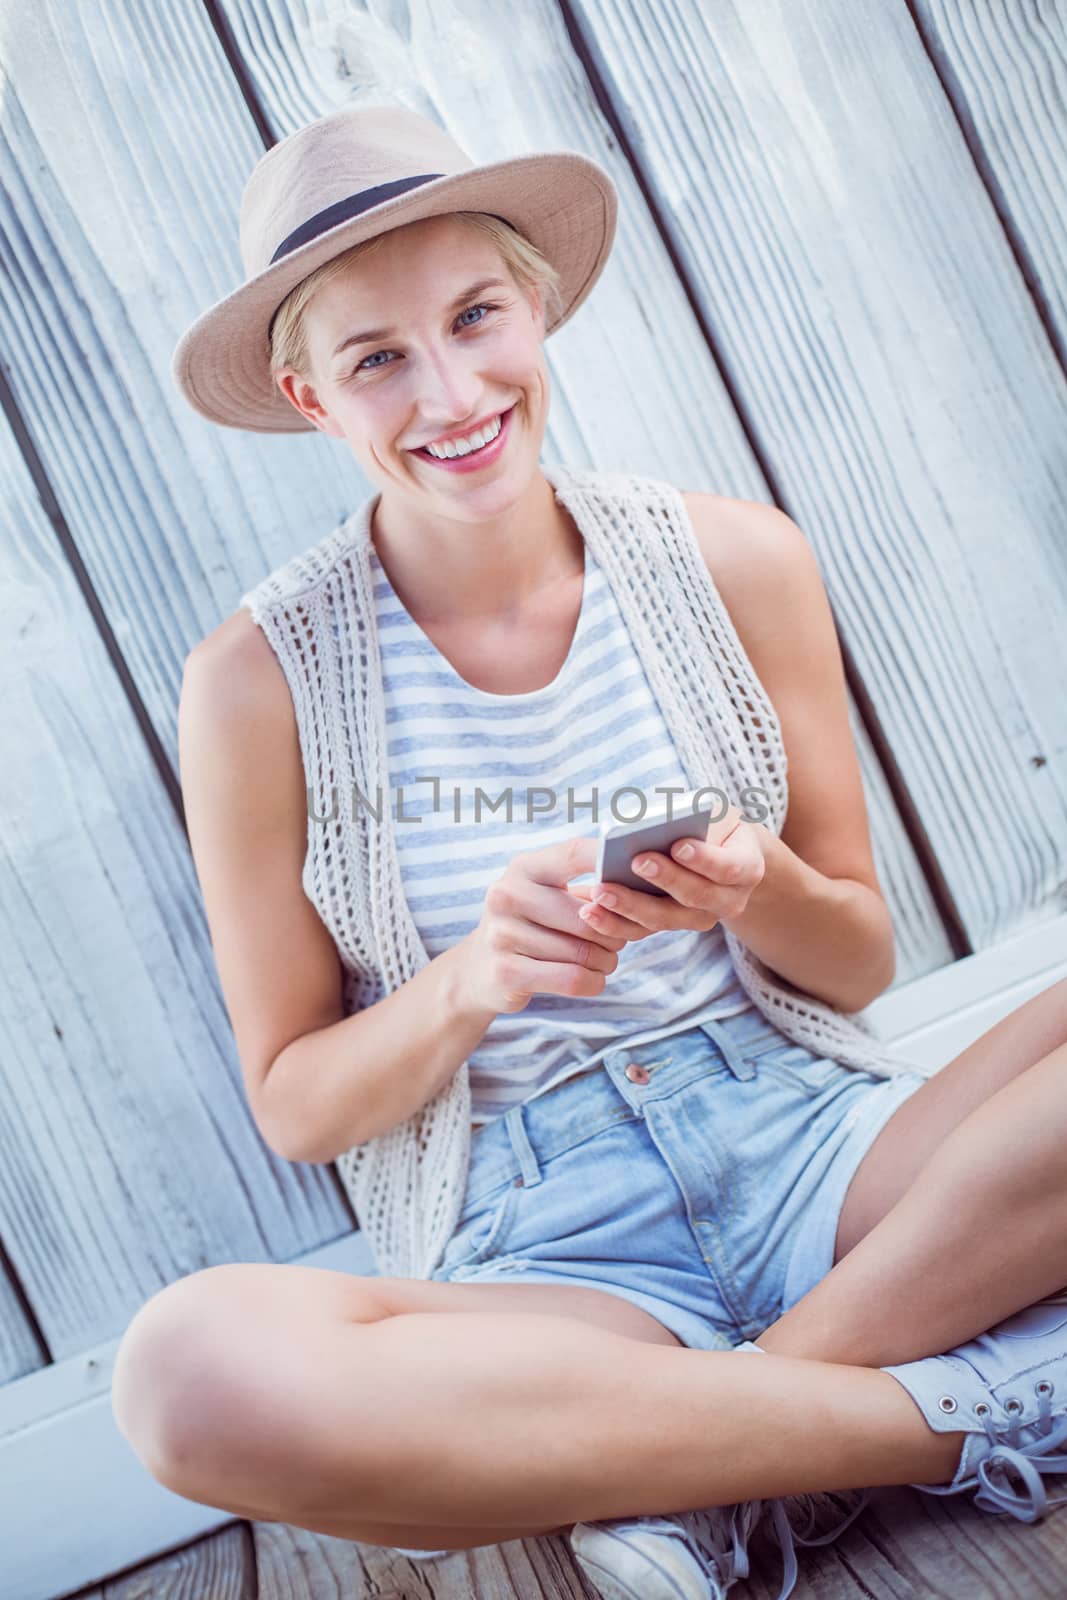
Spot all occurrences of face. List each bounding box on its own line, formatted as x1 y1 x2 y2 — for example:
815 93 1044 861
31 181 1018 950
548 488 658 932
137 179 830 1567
275 215 550 520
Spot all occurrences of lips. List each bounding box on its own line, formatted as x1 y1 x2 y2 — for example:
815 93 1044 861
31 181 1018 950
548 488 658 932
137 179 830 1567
411 403 516 471
414 405 513 459
419 408 505 453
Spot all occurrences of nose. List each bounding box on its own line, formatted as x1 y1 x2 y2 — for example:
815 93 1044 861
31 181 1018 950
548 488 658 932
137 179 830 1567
413 344 485 434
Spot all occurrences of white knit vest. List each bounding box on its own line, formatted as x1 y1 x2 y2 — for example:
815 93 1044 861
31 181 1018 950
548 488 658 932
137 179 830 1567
240 464 930 1279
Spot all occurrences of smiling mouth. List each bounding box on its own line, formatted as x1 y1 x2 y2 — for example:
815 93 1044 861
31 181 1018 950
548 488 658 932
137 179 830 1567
415 406 515 464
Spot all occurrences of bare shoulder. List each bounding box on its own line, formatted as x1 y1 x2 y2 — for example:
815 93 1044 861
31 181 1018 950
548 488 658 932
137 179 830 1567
185 607 289 704
680 491 819 645
178 607 304 876
181 608 302 768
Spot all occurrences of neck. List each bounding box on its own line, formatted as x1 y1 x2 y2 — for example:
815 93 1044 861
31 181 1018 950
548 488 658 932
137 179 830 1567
369 469 584 624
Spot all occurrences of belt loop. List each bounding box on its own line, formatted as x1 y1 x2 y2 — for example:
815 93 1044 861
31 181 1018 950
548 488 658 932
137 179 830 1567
503 1103 543 1188
699 1017 756 1080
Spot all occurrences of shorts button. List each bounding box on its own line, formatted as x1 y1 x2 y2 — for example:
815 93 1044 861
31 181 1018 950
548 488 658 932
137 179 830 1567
625 1063 650 1084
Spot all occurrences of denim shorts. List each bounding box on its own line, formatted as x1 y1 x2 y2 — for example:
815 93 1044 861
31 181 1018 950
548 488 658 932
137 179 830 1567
429 1006 928 1350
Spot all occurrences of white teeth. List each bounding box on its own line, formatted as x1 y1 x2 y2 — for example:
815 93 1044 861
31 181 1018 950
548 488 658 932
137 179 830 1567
426 413 502 458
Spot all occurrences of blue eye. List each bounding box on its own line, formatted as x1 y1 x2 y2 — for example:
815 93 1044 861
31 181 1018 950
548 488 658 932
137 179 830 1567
351 302 499 374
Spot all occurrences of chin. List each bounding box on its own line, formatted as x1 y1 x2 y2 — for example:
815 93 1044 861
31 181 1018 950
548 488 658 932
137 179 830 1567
453 480 533 520
465 473 538 521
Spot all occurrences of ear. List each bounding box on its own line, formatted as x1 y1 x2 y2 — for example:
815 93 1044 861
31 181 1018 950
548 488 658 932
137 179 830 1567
274 369 345 439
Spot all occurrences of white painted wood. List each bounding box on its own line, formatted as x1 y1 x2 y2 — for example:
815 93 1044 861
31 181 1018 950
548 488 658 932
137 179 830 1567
0 0 369 750
0 404 352 1368
568 0 1067 952
0 1233 377 1600
847 695 955 983
915 0 1067 346
868 911 1067 1068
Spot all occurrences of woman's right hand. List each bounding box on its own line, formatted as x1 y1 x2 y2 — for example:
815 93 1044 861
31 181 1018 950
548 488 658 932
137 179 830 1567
455 836 627 1016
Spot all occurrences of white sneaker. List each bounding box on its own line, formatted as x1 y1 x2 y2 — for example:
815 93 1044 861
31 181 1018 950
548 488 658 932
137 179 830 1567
881 1291 1067 1520
570 1498 765 1600
570 1488 871 1600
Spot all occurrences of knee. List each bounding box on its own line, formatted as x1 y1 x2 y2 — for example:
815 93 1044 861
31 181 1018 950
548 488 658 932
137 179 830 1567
111 1264 247 1487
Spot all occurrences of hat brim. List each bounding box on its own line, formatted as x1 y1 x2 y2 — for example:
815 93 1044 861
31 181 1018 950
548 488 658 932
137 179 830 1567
171 150 617 434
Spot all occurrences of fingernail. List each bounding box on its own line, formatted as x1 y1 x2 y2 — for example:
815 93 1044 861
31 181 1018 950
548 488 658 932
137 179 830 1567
635 859 656 876
597 892 617 908
675 844 694 861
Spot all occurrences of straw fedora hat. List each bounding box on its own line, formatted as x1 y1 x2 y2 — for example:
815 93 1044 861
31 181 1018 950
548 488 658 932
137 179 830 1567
172 103 618 434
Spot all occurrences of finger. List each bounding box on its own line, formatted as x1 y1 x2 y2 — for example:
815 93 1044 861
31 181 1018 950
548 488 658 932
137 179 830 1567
577 898 651 941
566 880 597 904
565 878 655 939
507 953 616 1000
587 871 700 932
512 878 627 951
521 833 601 889
502 916 621 973
668 833 766 892
626 849 726 916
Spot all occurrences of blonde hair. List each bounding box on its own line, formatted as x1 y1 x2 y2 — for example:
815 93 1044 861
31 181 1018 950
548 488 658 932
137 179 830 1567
268 212 564 386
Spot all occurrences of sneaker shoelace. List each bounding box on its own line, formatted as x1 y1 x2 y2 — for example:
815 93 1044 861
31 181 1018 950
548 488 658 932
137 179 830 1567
927 1390 1067 1522
678 1497 764 1592
676 1486 871 1600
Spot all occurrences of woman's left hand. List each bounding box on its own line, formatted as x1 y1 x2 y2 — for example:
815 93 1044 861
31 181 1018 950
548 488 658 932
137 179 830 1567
567 820 767 940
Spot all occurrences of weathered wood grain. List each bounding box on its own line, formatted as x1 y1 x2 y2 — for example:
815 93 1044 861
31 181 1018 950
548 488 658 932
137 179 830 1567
65 1488 1067 1600
566 0 1067 952
914 0 1067 363
0 202 351 1373
83 1523 256 1600
253 1520 594 1599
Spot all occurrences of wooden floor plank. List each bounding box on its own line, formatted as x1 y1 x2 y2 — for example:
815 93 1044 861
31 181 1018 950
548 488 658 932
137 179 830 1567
65 1523 255 1600
251 1520 592 1599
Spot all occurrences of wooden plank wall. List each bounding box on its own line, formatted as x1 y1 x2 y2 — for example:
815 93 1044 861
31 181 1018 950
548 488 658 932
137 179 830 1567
0 1 1064 1595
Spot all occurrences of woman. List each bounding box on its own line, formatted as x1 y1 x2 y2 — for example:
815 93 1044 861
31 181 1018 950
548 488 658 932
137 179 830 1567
111 105 1067 1600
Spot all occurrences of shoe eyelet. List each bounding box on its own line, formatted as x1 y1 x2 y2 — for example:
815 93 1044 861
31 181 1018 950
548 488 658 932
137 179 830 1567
938 1395 958 1413
1036 1381 1054 1397
1004 1398 1022 1414
974 1402 991 1417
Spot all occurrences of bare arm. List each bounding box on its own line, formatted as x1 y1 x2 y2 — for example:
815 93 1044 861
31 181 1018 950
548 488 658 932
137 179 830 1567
262 942 496 1161
178 614 498 1165
684 493 896 1012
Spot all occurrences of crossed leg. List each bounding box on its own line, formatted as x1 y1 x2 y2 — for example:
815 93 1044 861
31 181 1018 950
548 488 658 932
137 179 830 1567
110 976 1067 1550
758 973 1067 1363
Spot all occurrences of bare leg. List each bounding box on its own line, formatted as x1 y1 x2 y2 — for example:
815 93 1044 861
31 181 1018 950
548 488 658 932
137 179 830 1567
832 978 1067 1263
757 1032 1067 1367
112 1265 963 1539
111 985 1066 1547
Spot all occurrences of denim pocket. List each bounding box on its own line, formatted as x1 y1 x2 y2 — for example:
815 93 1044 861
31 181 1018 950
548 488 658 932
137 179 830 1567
750 1040 847 1097
738 1028 791 1065
434 1180 520 1277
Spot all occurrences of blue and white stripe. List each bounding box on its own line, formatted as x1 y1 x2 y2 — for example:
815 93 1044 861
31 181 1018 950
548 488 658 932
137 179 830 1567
373 539 752 1126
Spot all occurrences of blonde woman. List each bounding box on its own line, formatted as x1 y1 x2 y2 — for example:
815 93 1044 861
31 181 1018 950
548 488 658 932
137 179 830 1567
111 106 1067 1600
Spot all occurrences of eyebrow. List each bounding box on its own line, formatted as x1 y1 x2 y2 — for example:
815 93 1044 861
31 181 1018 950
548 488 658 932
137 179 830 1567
330 278 510 362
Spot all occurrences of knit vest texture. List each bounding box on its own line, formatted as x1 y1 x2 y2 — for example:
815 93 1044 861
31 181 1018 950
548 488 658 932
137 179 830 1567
240 463 931 1279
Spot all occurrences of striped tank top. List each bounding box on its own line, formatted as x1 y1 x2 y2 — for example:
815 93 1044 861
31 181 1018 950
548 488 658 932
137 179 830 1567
372 536 754 1128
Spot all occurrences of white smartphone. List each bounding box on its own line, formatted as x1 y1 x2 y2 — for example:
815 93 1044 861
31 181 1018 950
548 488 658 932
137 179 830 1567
594 790 742 900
